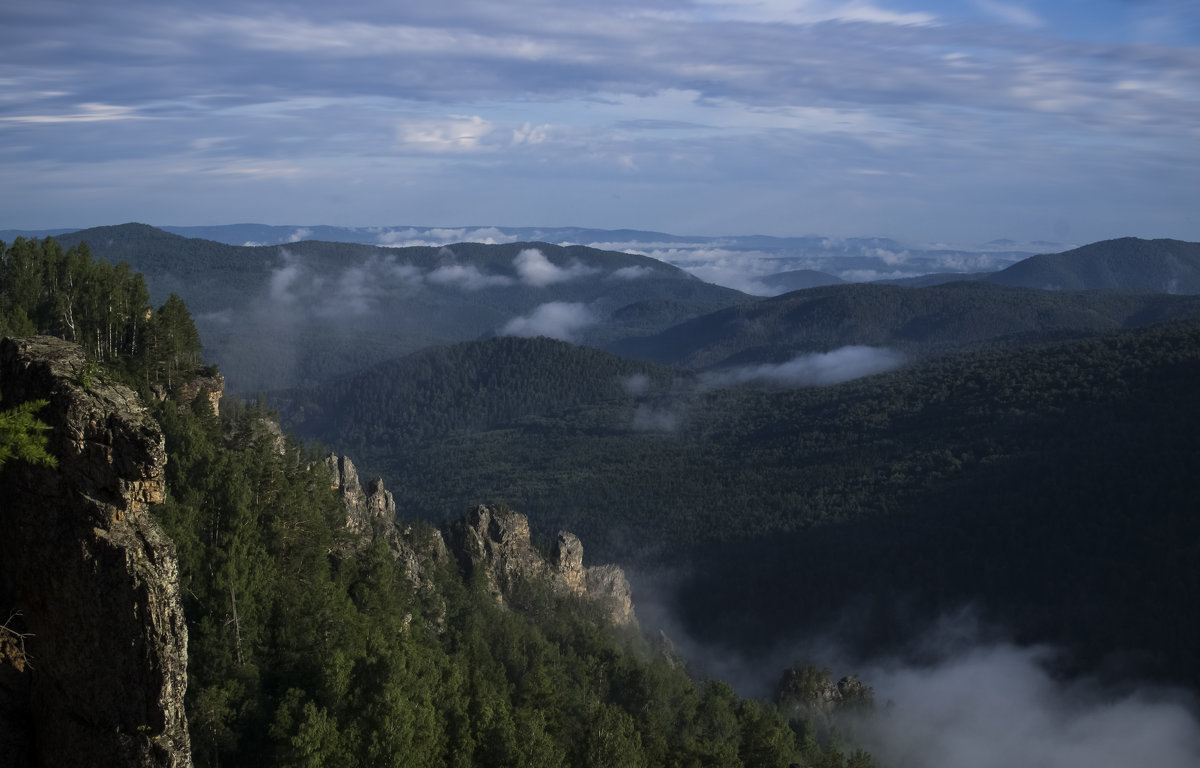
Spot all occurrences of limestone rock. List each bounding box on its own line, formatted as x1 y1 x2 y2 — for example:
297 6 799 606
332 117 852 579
323 454 448 623
585 564 637 627
172 371 224 417
0 336 191 768
448 505 637 628
325 454 396 536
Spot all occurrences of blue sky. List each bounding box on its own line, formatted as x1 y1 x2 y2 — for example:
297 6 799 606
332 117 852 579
2 0 1198 243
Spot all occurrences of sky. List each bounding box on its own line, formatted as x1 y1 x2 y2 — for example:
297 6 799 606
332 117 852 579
2 0 1199 244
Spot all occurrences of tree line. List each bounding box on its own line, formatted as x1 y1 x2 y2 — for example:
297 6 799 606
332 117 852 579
0 236 202 388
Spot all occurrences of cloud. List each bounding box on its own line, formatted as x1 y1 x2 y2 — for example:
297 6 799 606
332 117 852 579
512 122 551 146
287 227 312 243
499 301 597 342
265 249 423 316
0 102 143 124
700 346 906 389
4 2 1199 242
397 115 493 152
631 403 682 432
848 617 1200 768
621 373 651 395
513 248 601 286
610 264 656 280
644 247 783 295
427 263 514 290
376 227 519 247
268 250 304 304
692 0 937 26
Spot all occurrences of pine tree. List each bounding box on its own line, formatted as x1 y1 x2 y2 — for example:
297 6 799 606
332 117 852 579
0 398 57 468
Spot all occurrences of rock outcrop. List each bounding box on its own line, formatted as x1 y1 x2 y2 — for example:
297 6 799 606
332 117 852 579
169 371 224 417
325 454 396 536
325 454 449 625
449 504 637 627
0 337 191 768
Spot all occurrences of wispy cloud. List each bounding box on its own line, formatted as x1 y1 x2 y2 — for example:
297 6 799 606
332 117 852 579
2 1 1198 241
377 227 519 247
513 248 602 286
427 263 514 290
609 265 656 280
700 347 906 388
397 115 493 152
0 102 142 124
499 301 598 341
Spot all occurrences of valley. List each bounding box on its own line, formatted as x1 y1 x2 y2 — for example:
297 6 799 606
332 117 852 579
3 226 1200 766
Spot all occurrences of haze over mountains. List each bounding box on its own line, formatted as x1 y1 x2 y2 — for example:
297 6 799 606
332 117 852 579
7 224 1198 393
6 223 1200 765
2 222 1048 296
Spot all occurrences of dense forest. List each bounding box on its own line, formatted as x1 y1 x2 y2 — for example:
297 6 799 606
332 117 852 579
1 236 878 767
279 322 1200 689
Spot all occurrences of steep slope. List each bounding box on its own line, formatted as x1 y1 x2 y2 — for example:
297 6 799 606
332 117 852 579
0 337 191 768
610 280 1200 369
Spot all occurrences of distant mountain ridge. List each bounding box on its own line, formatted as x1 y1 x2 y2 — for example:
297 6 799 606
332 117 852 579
1 221 1046 290
881 237 1200 293
611 280 1200 369
29 223 748 392
985 237 1200 292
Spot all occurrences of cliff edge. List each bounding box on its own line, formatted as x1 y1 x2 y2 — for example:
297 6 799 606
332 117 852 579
0 336 191 768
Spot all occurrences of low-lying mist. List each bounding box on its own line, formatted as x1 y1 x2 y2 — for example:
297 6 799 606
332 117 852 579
699 346 907 389
629 571 1200 768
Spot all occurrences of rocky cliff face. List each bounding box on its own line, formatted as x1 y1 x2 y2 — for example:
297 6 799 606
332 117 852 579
325 454 450 631
325 453 397 536
0 336 191 768
323 475 637 629
449 504 637 627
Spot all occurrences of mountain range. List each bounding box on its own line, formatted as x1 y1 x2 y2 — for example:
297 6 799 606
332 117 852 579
5 222 1200 757
5 224 1199 393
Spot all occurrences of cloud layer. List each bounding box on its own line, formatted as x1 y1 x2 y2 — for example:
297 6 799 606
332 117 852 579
1 1 1197 243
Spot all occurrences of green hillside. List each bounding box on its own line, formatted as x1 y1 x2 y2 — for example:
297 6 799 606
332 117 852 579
277 336 679 446
281 320 1200 688
2 235 871 768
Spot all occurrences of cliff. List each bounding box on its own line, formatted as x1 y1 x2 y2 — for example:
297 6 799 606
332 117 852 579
0 336 191 768
449 504 637 627
323 460 637 629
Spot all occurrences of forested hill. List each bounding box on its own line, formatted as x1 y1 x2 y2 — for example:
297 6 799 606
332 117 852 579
610 280 1200 369
985 237 1200 292
279 317 1200 689
277 336 679 447
45 224 748 392
1 234 875 768
882 236 1200 291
